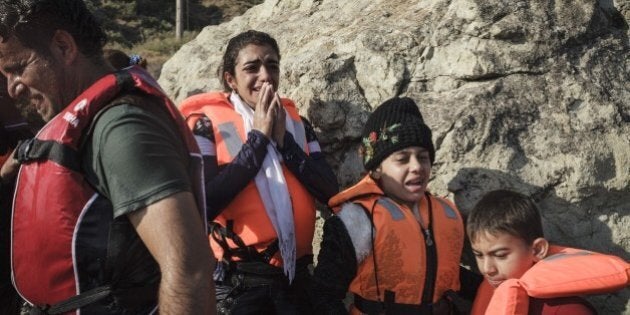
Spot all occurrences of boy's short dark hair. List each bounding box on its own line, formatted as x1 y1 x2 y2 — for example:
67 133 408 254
467 190 544 245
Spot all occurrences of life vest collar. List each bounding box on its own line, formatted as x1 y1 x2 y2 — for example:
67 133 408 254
473 245 630 315
329 175 384 208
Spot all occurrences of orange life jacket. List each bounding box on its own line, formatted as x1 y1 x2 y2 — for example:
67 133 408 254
471 245 630 315
179 92 316 267
329 175 464 313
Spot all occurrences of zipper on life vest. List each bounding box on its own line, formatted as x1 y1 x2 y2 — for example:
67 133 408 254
423 228 433 246
421 193 437 306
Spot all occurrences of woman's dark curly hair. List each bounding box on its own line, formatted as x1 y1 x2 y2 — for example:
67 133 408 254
0 0 107 58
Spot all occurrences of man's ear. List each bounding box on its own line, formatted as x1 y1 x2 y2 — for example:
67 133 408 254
224 72 237 92
370 166 382 180
532 237 549 262
49 30 78 66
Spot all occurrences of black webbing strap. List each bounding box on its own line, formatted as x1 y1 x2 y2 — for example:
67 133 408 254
209 221 234 260
210 220 254 261
421 192 438 305
443 289 473 314
259 238 279 263
353 293 432 315
14 138 81 172
31 285 112 315
114 70 136 91
209 220 279 264
30 284 158 314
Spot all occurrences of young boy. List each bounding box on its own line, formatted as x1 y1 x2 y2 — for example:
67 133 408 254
467 190 629 315
309 97 471 314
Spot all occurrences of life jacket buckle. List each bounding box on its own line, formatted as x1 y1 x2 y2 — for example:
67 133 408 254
15 138 35 163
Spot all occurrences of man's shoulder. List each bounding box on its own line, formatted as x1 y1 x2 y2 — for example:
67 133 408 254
107 92 161 112
92 92 172 131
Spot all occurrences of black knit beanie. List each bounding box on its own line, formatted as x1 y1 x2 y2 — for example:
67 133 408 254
360 97 435 170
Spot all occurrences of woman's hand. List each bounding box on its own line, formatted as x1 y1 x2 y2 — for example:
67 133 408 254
252 82 275 138
271 92 286 148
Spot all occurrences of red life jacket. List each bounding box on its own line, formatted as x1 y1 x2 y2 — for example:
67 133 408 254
329 175 464 313
11 66 205 314
471 245 630 315
179 92 315 267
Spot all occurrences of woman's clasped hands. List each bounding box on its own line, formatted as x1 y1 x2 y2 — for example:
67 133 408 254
253 82 286 148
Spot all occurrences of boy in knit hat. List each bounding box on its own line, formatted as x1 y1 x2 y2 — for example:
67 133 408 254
310 97 472 314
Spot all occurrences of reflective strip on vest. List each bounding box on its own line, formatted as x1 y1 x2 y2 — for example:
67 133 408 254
436 199 458 219
217 122 243 158
215 116 307 160
542 250 591 262
377 198 404 221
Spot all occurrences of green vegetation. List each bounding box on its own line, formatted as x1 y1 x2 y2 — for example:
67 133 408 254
15 0 262 126
88 0 263 76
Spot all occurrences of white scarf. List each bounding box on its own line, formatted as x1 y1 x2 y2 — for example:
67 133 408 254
230 92 297 282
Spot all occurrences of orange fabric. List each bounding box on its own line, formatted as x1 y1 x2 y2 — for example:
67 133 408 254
179 92 316 267
330 175 464 305
474 245 630 315
485 279 529 315
520 246 629 297
471 280 494 315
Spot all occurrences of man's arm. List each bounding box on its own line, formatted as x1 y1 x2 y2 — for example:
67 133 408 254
85 101 217 314
128 191 216 314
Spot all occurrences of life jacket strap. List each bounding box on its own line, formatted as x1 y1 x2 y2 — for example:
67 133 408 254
30 285 112 315
14 138 80 172
225 255 313 289
209 221 279 264
353 292 432 315
28 284 159 315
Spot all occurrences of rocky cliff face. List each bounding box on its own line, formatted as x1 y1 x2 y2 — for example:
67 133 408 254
159 0 629 312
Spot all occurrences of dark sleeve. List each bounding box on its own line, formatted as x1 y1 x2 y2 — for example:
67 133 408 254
191 115 270 219
309 216 357 314
0 127 9 155
440 266 483 314
279 117 339 204
459 266 482 300
85 103 193 218
530 296 597 315
0 122 33 156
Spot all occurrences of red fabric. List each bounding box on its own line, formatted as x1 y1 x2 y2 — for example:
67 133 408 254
12 66 203 308
529 296 596 315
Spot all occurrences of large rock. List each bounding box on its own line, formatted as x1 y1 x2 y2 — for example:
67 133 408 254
159 0 629 313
